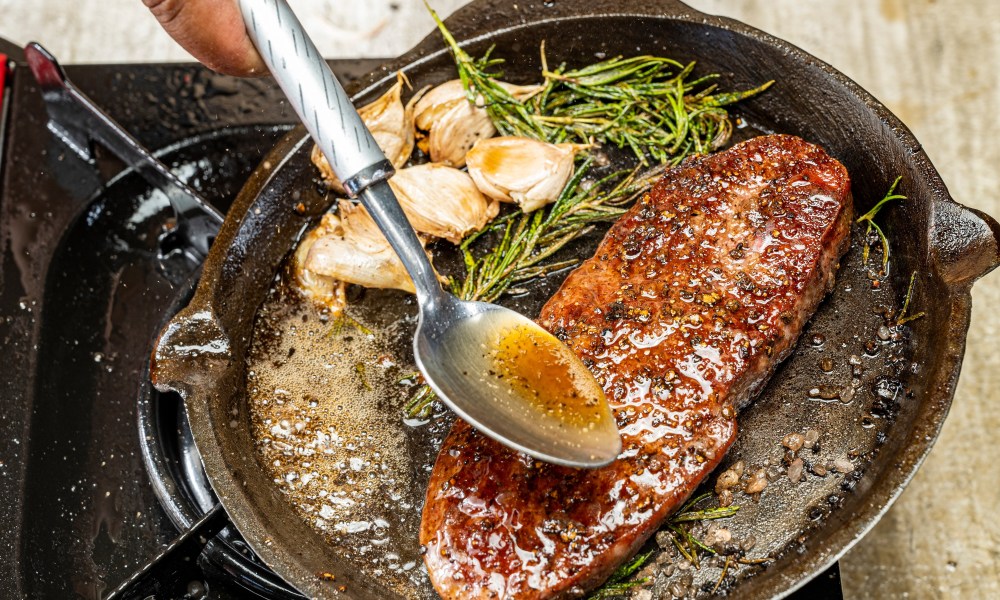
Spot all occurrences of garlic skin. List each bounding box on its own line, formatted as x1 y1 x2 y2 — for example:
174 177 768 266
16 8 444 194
413 80 471 132
466 137 589 213
414 79 541 168
362 72 418 169
388 163 499 244
312 72 419 192
297 203 416 298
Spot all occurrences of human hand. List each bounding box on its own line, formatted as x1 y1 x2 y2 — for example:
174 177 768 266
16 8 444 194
144 0 267 76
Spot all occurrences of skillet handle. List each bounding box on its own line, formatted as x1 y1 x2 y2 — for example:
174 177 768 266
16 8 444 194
930 200 1000 285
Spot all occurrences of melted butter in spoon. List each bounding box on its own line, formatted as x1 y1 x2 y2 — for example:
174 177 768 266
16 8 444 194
489 324 608 432
423 305 621 468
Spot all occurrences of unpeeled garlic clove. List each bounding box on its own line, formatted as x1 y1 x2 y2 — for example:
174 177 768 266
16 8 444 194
466 136 589 213
413 80 469 132
298 203 417 296
311 144 340 192
313 72 420 192
293 213 347 310
388 163 499 244
414 79 542 167
423 100 495 169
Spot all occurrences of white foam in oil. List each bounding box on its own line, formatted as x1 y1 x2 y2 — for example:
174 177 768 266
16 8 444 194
247 288 449 598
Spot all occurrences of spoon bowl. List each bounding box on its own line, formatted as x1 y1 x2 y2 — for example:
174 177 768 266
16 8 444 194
414 293 621 468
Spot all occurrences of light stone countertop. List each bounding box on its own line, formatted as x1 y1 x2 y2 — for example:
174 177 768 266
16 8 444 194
1 1 996 598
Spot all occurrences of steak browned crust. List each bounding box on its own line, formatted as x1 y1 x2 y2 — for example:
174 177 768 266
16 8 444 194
420 134 853 599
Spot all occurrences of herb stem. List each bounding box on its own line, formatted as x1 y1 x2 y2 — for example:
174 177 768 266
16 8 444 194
712 555 732 595
896 271 926 325
858 176 906 270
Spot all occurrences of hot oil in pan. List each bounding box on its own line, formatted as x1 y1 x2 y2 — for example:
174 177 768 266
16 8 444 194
248 286 443 598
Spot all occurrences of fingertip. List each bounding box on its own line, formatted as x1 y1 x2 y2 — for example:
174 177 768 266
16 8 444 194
147 0 269 78
203 39 269 78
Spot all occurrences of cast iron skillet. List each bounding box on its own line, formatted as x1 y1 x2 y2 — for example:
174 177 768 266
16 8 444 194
152 0 1000 598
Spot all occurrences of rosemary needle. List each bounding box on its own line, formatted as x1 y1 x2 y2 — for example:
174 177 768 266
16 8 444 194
896 271 926 325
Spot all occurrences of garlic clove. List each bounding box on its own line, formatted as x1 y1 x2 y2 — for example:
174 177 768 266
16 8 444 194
312 71 419 192
388 163 499 244
362 71 418 169
414 79 542 167
466 136 589 213
426 100 496 168
414 79 467 132
311 144 345 195
292 213 347 310
300 203 417 294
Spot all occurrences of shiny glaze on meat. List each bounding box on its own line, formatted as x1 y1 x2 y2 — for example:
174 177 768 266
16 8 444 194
420 135 853 599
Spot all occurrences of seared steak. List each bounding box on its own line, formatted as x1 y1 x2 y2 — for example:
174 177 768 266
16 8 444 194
420 134 853 599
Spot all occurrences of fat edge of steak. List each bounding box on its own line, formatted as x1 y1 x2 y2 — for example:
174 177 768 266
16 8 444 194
420 134 854 599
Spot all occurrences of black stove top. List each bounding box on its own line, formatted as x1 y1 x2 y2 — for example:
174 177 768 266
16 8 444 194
0 49 842 599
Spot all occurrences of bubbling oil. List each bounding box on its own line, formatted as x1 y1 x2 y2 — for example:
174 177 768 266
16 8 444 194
246 287 448 598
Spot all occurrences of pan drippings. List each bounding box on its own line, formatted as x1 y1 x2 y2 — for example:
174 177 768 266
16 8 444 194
247 286 444 598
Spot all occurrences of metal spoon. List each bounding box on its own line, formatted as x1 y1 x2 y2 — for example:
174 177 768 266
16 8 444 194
237 0 621 467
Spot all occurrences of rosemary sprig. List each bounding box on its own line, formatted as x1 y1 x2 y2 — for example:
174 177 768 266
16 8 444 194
587 551 655 600
455 158 665 303
857 176 906 270
426 3 771 166
896 271 926 325
665 493 742 569
587 493 742 598
537 56 772 165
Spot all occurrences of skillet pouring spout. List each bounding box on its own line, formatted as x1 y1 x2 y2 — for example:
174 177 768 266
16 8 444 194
151 307 233 398
931 200 1000 285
